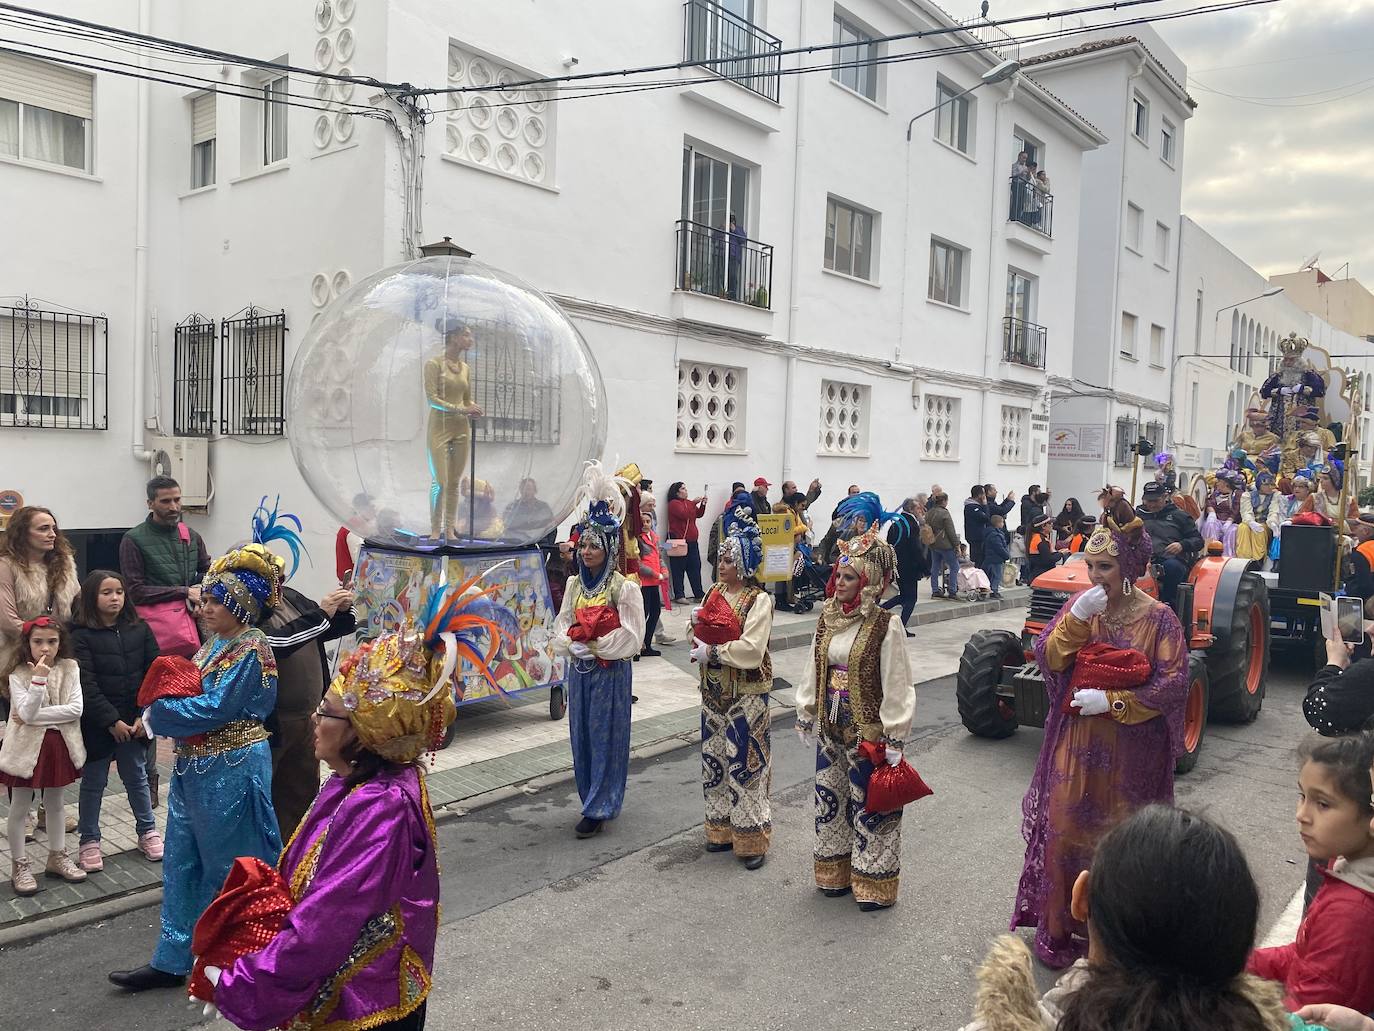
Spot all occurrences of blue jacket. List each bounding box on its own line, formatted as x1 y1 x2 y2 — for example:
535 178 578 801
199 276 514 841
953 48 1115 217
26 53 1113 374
982 525 1011 563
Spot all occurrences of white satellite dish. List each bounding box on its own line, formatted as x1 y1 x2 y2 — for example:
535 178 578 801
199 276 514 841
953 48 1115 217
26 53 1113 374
1300 251 1321 271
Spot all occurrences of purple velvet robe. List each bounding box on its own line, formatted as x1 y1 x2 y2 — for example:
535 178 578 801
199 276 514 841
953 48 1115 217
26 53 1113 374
215 766 439 1030
1011 601 1189 968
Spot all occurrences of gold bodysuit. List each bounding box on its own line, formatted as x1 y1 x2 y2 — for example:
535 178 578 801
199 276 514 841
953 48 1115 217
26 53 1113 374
424 356 474 538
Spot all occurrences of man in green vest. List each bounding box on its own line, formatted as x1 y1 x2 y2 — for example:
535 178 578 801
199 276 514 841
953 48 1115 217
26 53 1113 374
119 476 212 808
119 476 211 613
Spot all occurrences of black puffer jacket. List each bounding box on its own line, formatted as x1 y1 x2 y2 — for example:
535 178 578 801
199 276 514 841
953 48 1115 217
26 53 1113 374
72 621 161 762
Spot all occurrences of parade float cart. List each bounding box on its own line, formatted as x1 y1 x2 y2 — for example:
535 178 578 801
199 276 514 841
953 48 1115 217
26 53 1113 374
285 239 609 745
350 542 568 726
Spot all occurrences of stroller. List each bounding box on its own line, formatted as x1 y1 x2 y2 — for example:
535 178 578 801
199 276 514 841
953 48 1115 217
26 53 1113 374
789 540 831 613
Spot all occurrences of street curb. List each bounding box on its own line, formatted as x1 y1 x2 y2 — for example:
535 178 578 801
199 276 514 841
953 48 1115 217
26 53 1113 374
0 597 1022 944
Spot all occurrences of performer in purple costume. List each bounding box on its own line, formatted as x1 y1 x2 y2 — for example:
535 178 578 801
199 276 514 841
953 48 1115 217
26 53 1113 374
1010 501 1189 968
205 607 473 1031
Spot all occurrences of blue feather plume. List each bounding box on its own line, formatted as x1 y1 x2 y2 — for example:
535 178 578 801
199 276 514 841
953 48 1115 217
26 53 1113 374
836 491 907 540
251 495 308 580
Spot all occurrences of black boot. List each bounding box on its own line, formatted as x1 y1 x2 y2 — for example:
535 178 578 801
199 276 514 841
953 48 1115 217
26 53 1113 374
109 965 185 992
574 817 603 839
742 854 766 870
820 886 852 898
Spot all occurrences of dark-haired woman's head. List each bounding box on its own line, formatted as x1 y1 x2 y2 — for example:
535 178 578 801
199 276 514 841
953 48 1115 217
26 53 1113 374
77 570 141 629
1060 806 1275 1031
667 481 687 502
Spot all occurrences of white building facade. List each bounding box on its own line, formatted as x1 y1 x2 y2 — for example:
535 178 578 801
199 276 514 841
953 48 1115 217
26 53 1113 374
1 0 1107 595
1024 30 1195 507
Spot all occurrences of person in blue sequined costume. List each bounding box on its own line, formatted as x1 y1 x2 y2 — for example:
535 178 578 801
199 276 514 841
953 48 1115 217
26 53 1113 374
110 543 285 992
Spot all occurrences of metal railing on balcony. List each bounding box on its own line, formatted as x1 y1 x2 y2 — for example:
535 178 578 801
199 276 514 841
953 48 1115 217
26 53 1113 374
0 297 107 430
956 15 1022 62
1008 176 1054 238
676 219 774 309
683 0 782 102
1004 316 1047 369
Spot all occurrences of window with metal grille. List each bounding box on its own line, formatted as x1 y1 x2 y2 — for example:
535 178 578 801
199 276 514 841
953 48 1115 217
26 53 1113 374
1144 420 1165 453
677 361 745 452
818 379 869 455
1000 405 1030 464
0 298 107 429
173 314 215 436
922 393 960 460
220 307 286 436
465 316 561 445
1114 416 1138 467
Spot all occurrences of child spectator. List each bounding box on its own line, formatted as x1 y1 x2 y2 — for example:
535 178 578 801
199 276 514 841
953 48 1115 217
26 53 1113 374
1248 732 1374 1013
982 514 1010 599
959 805 1325 1031
1 616 87 894
71 570 162 871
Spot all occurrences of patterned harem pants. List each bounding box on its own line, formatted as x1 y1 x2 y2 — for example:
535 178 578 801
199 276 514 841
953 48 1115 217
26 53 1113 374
701 688 771 857
813 697 902 906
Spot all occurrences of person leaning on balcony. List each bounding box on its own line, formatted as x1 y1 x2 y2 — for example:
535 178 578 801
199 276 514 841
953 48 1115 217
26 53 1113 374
727 214 747 302
1025 162 1044 227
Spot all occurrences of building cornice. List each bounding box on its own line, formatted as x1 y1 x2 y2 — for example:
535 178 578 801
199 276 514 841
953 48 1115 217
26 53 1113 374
1048 374 1171 413
553 293 1044 398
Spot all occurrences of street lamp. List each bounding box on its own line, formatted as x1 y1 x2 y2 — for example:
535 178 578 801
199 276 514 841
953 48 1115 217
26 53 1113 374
906 59 1021 140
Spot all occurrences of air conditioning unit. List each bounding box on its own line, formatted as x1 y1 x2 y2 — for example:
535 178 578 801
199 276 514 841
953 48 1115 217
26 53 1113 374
148 436 210 507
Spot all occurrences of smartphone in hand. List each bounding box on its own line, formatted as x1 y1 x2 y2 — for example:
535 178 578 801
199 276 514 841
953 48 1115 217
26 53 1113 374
1337 595 1365 644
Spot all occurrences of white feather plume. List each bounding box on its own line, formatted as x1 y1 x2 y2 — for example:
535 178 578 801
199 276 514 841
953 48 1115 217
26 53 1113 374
575 459 631 524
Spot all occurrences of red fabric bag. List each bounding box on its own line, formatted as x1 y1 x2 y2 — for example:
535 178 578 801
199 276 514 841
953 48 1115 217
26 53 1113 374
1062 642 1152 715
858 739 934 814
693 590 742 647
1291 510 1332 527
189 856 293 1002
137 654 203 707
567 604 622 643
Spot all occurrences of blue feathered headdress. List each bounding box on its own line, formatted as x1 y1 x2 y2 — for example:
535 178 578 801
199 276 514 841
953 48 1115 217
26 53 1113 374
251 495 308 581
720 503 764 579
836 491 906 540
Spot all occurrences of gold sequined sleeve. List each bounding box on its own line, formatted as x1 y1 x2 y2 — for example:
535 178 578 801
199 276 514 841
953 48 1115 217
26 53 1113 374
1104 691 1161 724
1043 612 1093 672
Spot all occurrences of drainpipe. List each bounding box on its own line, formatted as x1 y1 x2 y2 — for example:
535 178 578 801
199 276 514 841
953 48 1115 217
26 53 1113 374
979 78 1017 476
780 0 807 485
130 0 153 462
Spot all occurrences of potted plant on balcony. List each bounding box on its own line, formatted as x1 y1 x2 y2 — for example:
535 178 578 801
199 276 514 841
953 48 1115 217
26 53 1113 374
751 284 768 308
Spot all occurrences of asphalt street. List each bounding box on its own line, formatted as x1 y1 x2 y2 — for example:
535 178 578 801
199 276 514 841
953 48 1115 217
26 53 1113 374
2 652 1316 1031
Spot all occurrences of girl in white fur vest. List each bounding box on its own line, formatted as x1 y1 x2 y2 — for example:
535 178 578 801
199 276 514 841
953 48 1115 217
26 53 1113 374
1 616 86 894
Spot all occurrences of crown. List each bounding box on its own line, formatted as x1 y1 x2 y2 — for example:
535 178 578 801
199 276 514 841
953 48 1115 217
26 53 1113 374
1279 333 1310 356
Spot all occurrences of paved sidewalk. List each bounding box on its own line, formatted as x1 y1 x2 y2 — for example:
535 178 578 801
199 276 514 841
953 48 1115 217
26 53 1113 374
0 587 1028 936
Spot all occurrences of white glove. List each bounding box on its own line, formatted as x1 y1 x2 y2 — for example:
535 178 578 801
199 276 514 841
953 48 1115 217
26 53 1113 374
141 706 155 739
1070 585 1109 621
1070 688 1110 717
568 641 593 660
690 606 702 627
193 963 222 1017
884 746 902 767
689 637 711 664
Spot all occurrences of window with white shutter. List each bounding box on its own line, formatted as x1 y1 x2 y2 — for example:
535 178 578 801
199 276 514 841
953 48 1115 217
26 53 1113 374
0 51 93 172
0 299 108 429
190 92 216 188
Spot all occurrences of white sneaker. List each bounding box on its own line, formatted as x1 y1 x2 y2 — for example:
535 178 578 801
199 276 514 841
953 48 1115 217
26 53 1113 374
654 629 677 645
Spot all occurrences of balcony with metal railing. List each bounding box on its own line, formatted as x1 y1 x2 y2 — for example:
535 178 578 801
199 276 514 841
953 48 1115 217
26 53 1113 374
1004 316 1047 369
676 219 774 310
1008 176 1053 239
682 0 782 102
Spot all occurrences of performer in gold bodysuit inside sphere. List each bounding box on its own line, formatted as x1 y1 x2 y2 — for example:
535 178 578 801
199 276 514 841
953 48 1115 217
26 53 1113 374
425 318 484 539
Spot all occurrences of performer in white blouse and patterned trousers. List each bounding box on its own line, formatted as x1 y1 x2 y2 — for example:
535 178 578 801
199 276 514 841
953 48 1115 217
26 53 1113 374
690 504 775 870
796 493 916 910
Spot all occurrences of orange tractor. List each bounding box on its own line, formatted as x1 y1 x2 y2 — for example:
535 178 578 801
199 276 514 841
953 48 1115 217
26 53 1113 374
955 547 1269 773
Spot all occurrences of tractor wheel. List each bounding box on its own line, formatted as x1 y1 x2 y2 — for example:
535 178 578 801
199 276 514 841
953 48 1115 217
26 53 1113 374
1206 571 1269 723
957 629 1021 739
1174 654 1209 776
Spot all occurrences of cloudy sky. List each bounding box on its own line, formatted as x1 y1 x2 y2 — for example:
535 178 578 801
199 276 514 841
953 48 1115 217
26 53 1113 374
996 0 1374 283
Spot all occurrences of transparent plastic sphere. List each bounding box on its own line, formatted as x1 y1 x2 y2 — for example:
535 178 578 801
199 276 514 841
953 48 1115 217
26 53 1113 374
287 255 607 549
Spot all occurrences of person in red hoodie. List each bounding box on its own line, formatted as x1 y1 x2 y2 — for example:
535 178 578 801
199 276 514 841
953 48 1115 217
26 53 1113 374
1248 731 1374 1013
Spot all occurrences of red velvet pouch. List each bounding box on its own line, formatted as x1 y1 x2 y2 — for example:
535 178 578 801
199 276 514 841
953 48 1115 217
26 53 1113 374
189 856 293 1002
567 604 622 642
693 590 743 647
858 739 935 814
1062 642 1152 715
137 654 203 707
